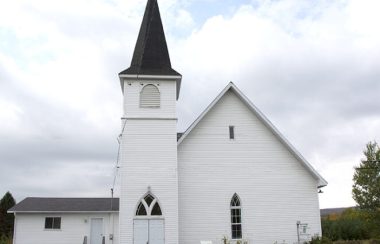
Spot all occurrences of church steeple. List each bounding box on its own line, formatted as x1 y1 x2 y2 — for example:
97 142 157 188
120 0 180 77
118 4 180 244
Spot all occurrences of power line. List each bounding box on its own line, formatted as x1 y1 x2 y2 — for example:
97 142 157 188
110 119 127 209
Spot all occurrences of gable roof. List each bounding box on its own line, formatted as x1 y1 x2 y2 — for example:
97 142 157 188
8 197 119 213
119 0 180 77
178 82 328 187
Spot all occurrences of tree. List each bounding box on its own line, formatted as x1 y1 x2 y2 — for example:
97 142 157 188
352 141 380 238
352 141 380 211
0 192 16 238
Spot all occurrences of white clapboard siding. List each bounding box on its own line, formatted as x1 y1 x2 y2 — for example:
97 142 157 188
13 213 119 244
140 84 160 108
119 76 179 244
123 80 176 119
178 89 322 244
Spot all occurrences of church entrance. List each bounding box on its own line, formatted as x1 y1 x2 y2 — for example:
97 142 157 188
133 219 164 244
134 193 164 244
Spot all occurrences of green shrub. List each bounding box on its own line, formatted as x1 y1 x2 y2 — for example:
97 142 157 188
306 236 333 244
322 209 371 241
334 241 362 244
0 235 12 244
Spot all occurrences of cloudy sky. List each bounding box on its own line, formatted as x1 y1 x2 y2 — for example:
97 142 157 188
1 0 379 209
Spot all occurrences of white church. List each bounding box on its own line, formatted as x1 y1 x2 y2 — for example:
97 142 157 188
9 0 327 244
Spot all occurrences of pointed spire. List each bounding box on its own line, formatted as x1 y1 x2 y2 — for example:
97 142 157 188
120 0 180 76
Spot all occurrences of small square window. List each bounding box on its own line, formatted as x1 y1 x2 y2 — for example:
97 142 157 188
45 217 61 229
229 126 235 139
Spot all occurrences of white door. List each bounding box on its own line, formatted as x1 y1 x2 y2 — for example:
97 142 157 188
149 220 164 244
134 220 149 244
90 218 103 244
133 219 164 244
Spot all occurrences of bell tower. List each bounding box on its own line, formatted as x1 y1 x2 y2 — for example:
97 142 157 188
118 0 181 244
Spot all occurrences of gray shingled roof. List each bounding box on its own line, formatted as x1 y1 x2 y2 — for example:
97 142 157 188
119 0 180 77
9 198 119 212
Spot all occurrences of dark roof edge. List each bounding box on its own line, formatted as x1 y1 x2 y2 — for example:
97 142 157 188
119 67 181 77
8 197 120 213
9 210 119 213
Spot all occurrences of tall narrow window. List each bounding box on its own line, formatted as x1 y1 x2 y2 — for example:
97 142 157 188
140 84 160 108
136 193 162 216
229 126 235 139
230 194 242 239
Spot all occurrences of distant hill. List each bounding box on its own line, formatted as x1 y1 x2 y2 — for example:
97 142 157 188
320 207 355 217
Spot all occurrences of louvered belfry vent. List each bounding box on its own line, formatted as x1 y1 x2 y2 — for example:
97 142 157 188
140 84 160 108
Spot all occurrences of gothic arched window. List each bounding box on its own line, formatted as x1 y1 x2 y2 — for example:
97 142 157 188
136 194 162 216
230 193 242 239
140 84 160 108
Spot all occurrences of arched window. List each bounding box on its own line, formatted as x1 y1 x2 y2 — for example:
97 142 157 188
140 84 160 108
136 194 162 216
230 193 242 239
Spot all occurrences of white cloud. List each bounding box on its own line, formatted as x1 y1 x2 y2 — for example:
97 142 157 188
0 0 379 208
319 158 357 208
0 100 23 132
174 0 380 208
